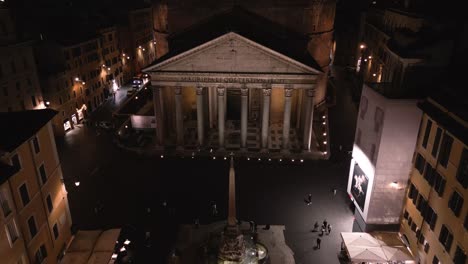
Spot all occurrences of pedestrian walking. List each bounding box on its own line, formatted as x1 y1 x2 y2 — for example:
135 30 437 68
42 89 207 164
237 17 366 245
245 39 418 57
313 221 319 232
308 193 312 202
321 226 325 236
316 237 321 249
328 224 332 234
339 145 342 151
249 221 255 232
263 224 270 230
323 219 328 228
333 189 337 196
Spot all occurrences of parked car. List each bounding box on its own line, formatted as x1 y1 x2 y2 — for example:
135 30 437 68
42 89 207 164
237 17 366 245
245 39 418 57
127 88 137 97
132 77 144 88
98 121 114 130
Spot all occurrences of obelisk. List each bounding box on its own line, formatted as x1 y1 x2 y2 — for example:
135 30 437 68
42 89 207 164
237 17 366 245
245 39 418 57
228 155 236 226
218 154 245 262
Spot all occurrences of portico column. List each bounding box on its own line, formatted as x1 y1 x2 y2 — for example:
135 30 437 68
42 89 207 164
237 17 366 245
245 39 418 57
282 87 293 150
174 87 184 147
196 86 205 146
303 88 315 151
240 87 248 149
217 87 226 148
261 87 272 149
152 85 164 146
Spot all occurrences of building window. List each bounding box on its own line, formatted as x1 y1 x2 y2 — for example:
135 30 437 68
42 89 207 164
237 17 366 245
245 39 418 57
432 128 442 157
433 171 446 197
418 233 425 244
19 183 30 206
403 209 409 220
408 217 413 226
424 242 430 253
374 107 384 132
432 256 439 264
422 119 432 148
11 154 21 170
32 137 40 154
438 224 453 252
456 148 468 188
424 206 437 231
0 189 12 217
416 195 427 215
360 96 368 119
35 244 47 264
370 144 376 163
454 245 467 264
465 214 468 231
415 153 426 175
410 222 417 232
439 133 453 168
28 216 37 238
423 163 435 186
6 220 19 246
39 164 47 185
448 191 464 217
46 194 53 213
53 223 59 239
31 96 37 107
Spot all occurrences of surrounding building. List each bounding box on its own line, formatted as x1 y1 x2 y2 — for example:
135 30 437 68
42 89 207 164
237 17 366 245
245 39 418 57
347 83 422 232
115 6 156 83
400 95 467 264
144 8 328 157
0 7 44 112
0 109 73 264
34 26 123 136
356 3 453 95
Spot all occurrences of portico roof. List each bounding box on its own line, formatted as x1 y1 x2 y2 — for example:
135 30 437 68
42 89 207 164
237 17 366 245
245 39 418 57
144 7 322 75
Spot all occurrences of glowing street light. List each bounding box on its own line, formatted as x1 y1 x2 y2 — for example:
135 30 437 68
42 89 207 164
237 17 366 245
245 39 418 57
82 81 86 85
323 132 327 136
127 56 130 59
45 101 50 106
120 246 126 252
124 239 131 245
74 77 80 81
372 73 377 77
360 44 366 49
74 181 80 187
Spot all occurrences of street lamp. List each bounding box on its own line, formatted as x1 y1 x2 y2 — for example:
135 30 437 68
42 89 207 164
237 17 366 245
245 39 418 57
61 178 80 187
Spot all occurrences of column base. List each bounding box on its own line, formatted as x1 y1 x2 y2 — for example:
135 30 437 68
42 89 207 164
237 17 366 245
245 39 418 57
176 146 185 151
155 145 165 151
281 148 290 154
302 149 311 154
260 148 269 153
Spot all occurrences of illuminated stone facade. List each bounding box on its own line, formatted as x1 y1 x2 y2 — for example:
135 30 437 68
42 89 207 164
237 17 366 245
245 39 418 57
145 31 325 157
0 110 73 264
348 84 422 231
400 98 467 264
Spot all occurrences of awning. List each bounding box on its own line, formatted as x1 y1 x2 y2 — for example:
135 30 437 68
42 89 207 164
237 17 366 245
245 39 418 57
340 232 415 263
62 229 121 264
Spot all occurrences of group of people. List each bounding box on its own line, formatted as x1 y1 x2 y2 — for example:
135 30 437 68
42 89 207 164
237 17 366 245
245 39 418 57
314 219 332 249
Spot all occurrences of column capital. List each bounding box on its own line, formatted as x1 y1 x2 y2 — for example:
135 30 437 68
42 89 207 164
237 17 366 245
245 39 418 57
240 87 249 96
285 88 293 97
217 86 226 96
262 88 272 96
174 86 182 95
196 86 204 95
306 88 315 97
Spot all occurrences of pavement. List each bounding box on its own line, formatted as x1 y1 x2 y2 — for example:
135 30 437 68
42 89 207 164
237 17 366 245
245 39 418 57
55 66 360 263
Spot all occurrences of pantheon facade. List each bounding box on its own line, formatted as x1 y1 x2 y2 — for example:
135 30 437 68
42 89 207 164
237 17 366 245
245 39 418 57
144 7 332 157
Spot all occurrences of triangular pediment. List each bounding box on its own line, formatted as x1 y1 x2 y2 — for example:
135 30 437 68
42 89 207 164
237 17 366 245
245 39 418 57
144 32 321 75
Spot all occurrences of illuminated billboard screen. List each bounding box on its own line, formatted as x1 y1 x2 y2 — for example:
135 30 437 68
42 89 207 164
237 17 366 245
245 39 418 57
351 162 369 211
